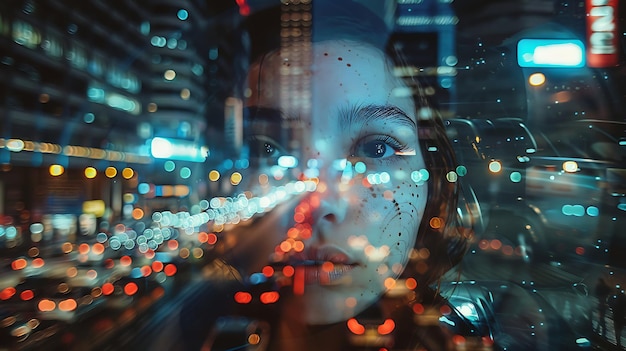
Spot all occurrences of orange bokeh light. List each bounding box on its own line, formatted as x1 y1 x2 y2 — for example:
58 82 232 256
378 319 396 335
234 291 252 304
141 265 152 277
0 287 16 300
293 241 305 252
429 217 443 229
120 256 132 266
262 266 274 277
207 233 218 245
31 258 45 268
260 291 280 304
279 241 292 252
405 278 418 290
144 249 155 260
92 243 105 255
104 259 115 269
79 243 90 254
164 264 177 276
453 335 466 345
282 265 295 277
124 282 139 296
59 299 77 311
151 261 164 272
198 232 208 243
168 240 179 250
38 299 56 312
490 239 502 250
384 277 396 290
293 212 306 223
132 208 144 220
20 290 34 301
347 318 365 335
11 258 27 270
321 261 334 273
412 303 425 315
102 283 115 296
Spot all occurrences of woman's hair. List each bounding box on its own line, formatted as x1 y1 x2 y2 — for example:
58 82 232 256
241 0 474 286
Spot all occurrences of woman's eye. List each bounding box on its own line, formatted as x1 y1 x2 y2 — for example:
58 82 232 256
354 137 401 159
249 136 283 158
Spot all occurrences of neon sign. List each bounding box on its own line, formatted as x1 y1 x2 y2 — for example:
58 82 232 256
149 137 208 162
586 0 619 67
517 39 585 67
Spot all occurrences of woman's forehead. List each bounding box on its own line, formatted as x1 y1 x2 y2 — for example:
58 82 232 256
255 40 388 74
246 40 412 113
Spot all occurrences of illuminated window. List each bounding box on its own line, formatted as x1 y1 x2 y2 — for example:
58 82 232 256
66 44 87 69
0 13 8 37
87 53 105 76
12 20 41 49
41 33 63 58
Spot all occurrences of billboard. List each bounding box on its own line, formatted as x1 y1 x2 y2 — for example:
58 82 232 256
586 0 619 67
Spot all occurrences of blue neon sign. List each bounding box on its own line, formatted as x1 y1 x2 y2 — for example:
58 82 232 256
517 39 586 68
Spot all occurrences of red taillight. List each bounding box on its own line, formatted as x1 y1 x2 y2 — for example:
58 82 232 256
347 318 365 335
377 319 395 335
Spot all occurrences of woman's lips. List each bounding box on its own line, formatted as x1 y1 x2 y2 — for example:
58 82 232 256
271 246 359 287
271 260 357 286
297 261 356 285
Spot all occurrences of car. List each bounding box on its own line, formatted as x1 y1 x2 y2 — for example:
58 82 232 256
445 118 626 264
527 120 626 261
440 280 593 351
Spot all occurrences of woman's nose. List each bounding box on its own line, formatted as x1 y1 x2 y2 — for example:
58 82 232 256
307 170 350 229
313 185 348 225
290 186 348 246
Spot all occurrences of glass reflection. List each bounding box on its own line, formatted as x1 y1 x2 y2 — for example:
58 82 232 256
0 0 624 350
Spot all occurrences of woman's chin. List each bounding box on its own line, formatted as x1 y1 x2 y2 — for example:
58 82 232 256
288 285 379 325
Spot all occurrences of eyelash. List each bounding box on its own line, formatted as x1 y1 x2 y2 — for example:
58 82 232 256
350 135 412 160
373 135 407 152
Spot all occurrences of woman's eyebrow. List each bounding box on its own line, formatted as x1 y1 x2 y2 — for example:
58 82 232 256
244 106 285 123
245 105 415 129
244 106 304 127
339 104 416 130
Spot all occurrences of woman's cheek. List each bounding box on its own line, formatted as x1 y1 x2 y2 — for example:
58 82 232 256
355 181 423 267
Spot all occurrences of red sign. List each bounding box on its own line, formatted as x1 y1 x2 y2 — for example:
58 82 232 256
586 0 619 67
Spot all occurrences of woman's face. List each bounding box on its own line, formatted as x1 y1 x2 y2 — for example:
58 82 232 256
243 40 428 324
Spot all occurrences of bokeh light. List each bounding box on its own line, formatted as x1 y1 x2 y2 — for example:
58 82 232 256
122 167 134 179
209 170 220 181
49 164 64 176
230 172 242 185
105 166 117 178
528 72 546 86
488 160 502 173
84 167 97 179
